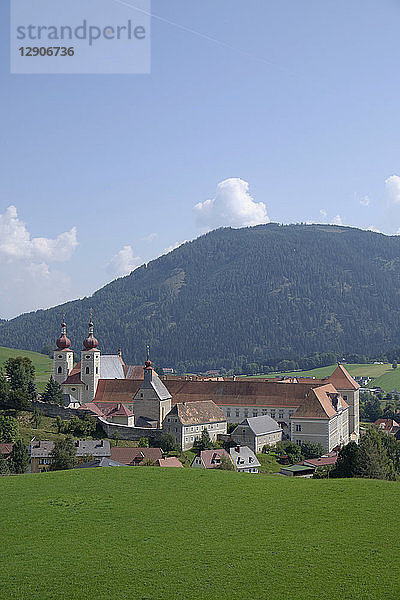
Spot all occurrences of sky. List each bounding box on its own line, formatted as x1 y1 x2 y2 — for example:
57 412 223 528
1 0 400 319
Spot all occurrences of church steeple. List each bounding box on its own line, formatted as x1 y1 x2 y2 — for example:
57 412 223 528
53 316 74 385
83 309 99 350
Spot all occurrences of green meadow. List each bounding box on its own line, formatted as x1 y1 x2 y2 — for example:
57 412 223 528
250 362 400 392
0 467 399 600
0 345 52 391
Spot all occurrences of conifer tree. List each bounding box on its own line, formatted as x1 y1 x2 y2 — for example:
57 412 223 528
9 440 29 474
42 376 64 405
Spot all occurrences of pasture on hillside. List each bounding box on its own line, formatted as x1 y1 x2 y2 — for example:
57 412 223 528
0 346 52 391
0 468 399 599
250 362 400 391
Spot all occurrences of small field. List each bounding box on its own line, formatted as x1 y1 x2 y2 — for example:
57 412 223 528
0 468 399 599
0 346 52 391
247 362 400 392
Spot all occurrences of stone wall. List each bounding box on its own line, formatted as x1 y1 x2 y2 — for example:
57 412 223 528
31 400 82 419
98 417 163 442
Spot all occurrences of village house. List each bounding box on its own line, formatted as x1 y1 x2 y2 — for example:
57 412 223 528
29 439 111 473
229 446 260 473
191 448 232 469
290 384 349 452
162 401 227 451
109 446 163 466
157 457 183 467
231 415 282 453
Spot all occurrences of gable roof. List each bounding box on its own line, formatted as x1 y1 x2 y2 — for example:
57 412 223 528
75 457 127 468
237 415 282 435
139 371 172 401
29 439 111 458
229 446 260 469
167 401 226 425
291 384 348 420
196 449 231 469
94 379 141 403
326 364 360 390
0 443 13 456
100 355 125 379
110 447 163 465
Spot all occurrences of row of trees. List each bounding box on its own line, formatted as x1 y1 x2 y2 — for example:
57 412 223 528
0 357 37 410
327 427 399 480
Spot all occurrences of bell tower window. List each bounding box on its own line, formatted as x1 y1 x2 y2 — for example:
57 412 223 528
57 366 62 374
85 367 90 374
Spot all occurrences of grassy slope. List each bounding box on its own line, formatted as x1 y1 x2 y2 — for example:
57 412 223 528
1 469 399 600
0 346 52 391
249 362 400 392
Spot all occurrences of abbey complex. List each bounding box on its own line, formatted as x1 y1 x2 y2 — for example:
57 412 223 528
53 319 360 452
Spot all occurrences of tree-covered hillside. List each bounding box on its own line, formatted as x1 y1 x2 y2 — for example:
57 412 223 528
1 223 400 371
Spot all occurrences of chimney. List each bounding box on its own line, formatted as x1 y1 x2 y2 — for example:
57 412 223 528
100 439 104 447
236 446 240 453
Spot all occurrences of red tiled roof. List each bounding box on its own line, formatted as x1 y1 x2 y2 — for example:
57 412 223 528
303 456 338 467
326 364 360 390
291 384 348 420
64 362 84 385
157 457 183 467
375 419 400 431
110 447 162 465
94 379 141 403
198 449 231 469
0 443 13 456
79 401 134 418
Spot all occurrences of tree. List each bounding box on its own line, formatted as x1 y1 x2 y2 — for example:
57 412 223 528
159 433 178 452
56 415 63 434
357 428 395 481
30 407 43 429
50 437 77 471
313 465 333 479
9 440 29 474
42 376 64 405
0 370 9 407
141 458 157 466
393 361 398 370
276 440 302 464
4 357 35 393
331 442 360 478
301 441 325 460
139 437 149 447
27 380 37 401
216 454 235 471
0 414 19 442
0 454 10 475
194 429 213 451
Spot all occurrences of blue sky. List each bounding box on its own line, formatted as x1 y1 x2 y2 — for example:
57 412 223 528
1 0 400 318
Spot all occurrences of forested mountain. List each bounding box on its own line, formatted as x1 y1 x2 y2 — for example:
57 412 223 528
1 223 400 372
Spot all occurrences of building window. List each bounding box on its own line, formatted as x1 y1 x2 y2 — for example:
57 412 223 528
227 410 231 417
235 410 240 417
57 366 62 374
252 410 258 417
296 439 301 446
71 388 76 391
262 409 267 416
343 395 348 401
271 412 276 419
279 412 284 419
96 367 99 374
295 424 302 432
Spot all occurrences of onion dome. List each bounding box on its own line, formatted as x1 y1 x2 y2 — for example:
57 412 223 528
56 320 71 350
144 346 152 369
83 320 99 350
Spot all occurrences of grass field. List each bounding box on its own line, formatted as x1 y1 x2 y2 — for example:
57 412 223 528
0 468 399 600
248 362 400 392
0 346 52 391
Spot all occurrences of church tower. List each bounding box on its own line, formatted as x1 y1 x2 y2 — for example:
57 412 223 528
53 319 74 385
133 348 172 427
80 314 101 403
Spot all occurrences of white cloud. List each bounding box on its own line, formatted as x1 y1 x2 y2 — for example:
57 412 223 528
164 240 188 254
0 205 77 262
385 175 400 204
107 245 141 278
0 205 78 318
332 214 343 225
319 209 328 221
194 178 269 229
366 225 383 233
359 196 370 207
142 232 158 242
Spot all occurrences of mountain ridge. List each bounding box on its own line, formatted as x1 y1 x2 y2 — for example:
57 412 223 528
1 223 400 371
